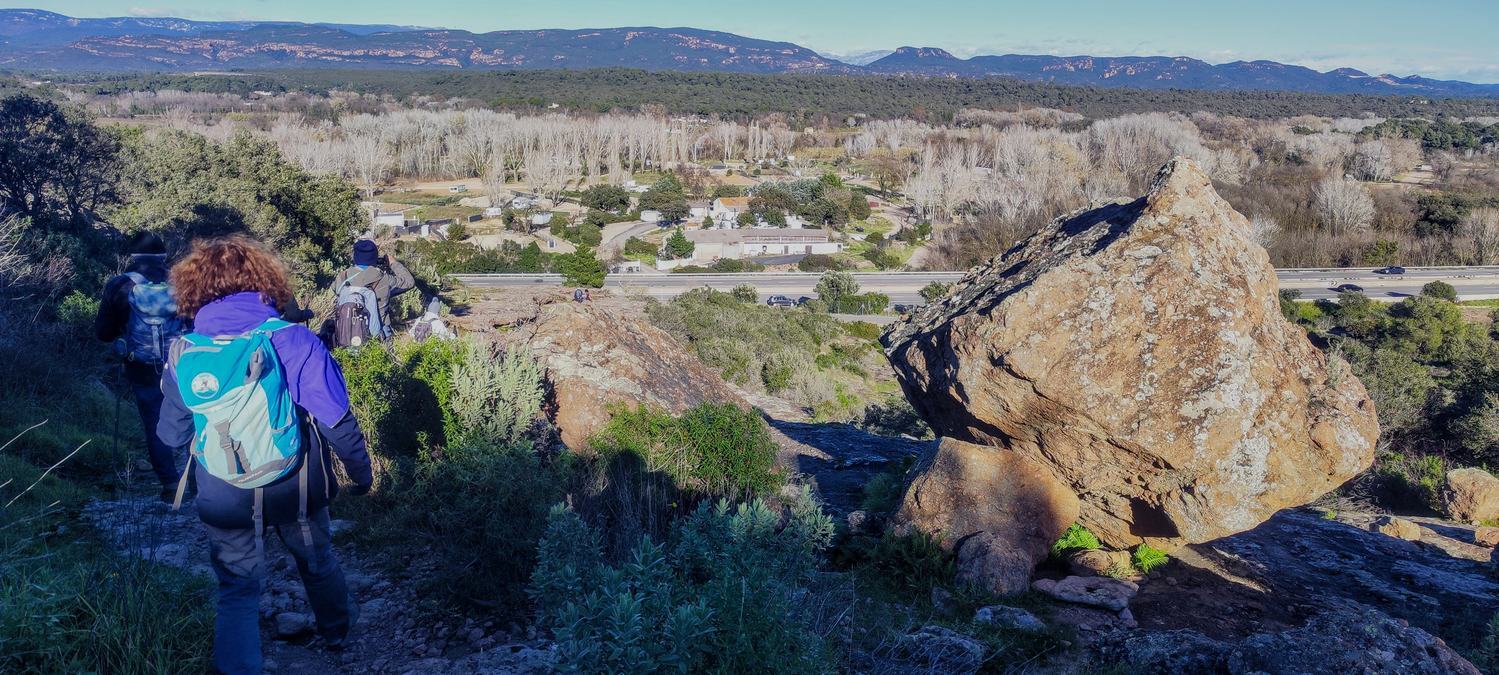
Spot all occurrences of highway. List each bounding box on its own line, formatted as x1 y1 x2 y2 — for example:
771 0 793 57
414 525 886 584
454 266 1499 305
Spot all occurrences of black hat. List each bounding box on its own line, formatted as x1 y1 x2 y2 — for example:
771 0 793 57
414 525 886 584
354 239 379 266
127 230 166 255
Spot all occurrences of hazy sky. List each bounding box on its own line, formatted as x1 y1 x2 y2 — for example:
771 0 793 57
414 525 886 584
24 0 1499 82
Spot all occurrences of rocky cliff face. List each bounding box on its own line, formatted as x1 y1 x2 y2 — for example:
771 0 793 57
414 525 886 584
458 290 749 448
884 158 1379 550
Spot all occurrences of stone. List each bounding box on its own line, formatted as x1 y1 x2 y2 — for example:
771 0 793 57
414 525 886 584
1032 575 1138 612
883 158 1379 548
459 289 749 449
1369 515 1423 541
274 612 313 637
973 605 1047 633
894 625 986 673
955 532 1038 597
893 437 1079 594
1475 526 1499 548
1227 606 1481 674
1443 468 1499 525
1067 549 1131 577
1097 630 1232 672
467 627 486 645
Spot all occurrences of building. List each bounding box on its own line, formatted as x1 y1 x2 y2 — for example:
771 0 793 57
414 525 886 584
640 209 663 224
710 197 750 223
684 228 842 261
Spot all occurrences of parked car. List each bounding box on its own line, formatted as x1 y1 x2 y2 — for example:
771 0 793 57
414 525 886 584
448 185 469 193
1332 283 1365 293
766 295 795 307
1373 266 1407 275
893 303 914 314
795 296 814 306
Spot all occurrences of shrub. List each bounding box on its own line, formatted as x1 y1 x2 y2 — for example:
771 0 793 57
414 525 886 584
841 320 882 342
372 441 566 613
860 394 932 439
1131 544 1169 574
530 495 836 674
797 254 848 273
336 339 468 469
591 403 782 499
449 343 544 447
918 281 952 304
1421 280 1459 302
730 283 758 303
842 531 954 601
1051 523 1101 558
1373 452 1446 513
1473 612 1499 674
559 245 606 288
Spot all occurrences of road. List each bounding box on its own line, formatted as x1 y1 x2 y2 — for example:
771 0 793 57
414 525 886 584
453 266 1499 305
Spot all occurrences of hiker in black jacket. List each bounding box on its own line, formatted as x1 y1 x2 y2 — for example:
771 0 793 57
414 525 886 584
95 231 186 500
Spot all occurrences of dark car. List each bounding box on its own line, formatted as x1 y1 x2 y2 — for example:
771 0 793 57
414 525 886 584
766 295 795 307
893 303 914 314
795 296 814 306
1332 283 1365 293
1373 266 1407 275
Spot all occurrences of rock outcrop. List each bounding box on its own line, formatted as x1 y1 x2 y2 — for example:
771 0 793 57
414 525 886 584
884 158 1379 551
458 290 748 448
1443 467 1499 525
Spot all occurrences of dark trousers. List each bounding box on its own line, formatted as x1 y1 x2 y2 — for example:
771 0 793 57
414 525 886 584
128 375 180 486
203 507 352 675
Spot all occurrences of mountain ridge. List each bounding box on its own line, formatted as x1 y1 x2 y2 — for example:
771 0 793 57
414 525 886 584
2 9 1496 98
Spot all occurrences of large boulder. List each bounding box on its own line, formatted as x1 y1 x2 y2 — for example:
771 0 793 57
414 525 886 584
1443 467 1499 525
893 437 1078 594
884 158 1379 548
459 290 748 448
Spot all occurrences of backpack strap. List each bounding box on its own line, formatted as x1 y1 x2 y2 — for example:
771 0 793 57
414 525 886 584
253 487 265 564
171 461 193 511
123 271 149 286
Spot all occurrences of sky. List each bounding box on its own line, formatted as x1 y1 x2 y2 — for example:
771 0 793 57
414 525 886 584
23 0 1499 82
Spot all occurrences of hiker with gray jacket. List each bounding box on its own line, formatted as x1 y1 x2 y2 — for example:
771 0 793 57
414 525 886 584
326 240 414 347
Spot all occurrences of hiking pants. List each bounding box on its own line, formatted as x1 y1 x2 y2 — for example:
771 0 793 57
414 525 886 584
202 507 352 675
129 377 180 486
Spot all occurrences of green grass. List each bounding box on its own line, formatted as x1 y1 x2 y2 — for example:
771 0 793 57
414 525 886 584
1460 299 1499 308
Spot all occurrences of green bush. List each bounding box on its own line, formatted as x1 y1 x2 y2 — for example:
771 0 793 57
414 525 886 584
530 495 836 674
336 339 468 467
1373 452 1447 513
860 394 931 439
449 344 544 447
841 531 953 601
369 441 566 613
1421 280 1459 302
591 403 782 499
1051 523 1101 559
559 245 606 288
1473 611 1499 674
841 320 882 342
730 283 758 303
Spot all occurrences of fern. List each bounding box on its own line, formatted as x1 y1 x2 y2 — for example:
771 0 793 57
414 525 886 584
1131 544 1169 574
1051 523 1101 558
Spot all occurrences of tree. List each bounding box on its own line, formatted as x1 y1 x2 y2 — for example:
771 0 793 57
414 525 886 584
737 212 756 228
1313 176 1374 235
0 94 121 226
345 129 390 199
815 270 859 307
581 184 631 212
664 227 695 260
702 214 715 229
1462 207 1499 265
867 150 909 196
640 176 689 223
559 245 606 288
848 193 872 221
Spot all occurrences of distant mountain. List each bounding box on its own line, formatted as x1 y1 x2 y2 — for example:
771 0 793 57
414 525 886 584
816 48 895 66
864 46 1499 97
1 9 1496 98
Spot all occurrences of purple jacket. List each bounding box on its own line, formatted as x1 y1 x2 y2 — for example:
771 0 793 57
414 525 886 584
157 292 373 529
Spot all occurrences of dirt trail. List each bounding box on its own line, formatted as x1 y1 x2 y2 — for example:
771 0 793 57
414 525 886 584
85 483 553 674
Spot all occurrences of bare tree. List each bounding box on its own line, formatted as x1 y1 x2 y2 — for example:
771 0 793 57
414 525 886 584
345 130 391 200
1463 207 1499 265
1351 141 1393 182
1248 213 1280 249
1313 176 1374 235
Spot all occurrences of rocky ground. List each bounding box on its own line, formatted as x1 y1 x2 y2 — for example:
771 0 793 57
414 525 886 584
84 476 554 675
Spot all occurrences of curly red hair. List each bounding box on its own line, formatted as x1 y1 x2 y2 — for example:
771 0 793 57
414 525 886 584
171 236 293 319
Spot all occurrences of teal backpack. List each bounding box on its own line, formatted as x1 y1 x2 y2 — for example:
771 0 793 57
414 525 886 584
169 318 303 499
123 271 186 364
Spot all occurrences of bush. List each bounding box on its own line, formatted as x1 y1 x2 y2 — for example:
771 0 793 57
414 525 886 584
730 283 758 303
797 254 848 273
336 339 468 470
530 495 836 674
1373 452 1447 513
1051 523 1101 559
918 281 952 303
841 531 954 600
371 441 567 613
841 320 882 342
1474 612 1499 674
860 394 931 439
1422 280 1459 302
449 344 544 447
592 403 782 500
559 245 606 288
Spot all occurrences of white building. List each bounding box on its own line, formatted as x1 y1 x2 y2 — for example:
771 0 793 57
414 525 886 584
710 197 750 224
683 229 842 262
640 209 663 224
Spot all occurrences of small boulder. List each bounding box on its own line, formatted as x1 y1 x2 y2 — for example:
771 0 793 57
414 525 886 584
1443 468 1499 525
895 625 986 673
1227 606 1481 674
1032 575 1138 612
894 437 1079 595
955 532 1036 596
974 605 1047 633
1067 548 1132 577
1369 515 1423 541
1475 526 1499 548
274 612 313 637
